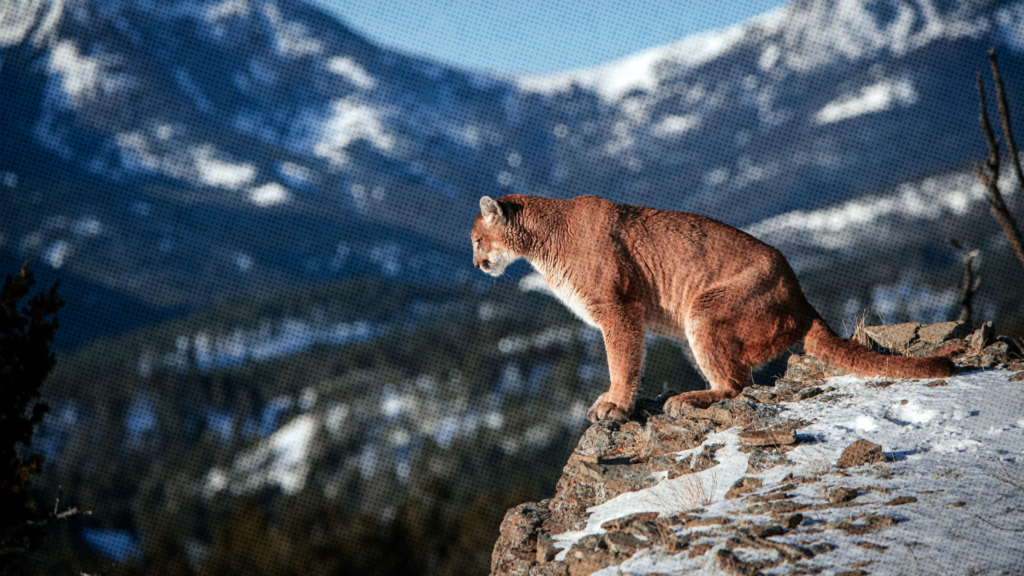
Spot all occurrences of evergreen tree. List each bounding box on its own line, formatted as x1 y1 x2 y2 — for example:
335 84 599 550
0 261 64 575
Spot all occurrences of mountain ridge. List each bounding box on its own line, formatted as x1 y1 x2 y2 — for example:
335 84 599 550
2 0 1023 343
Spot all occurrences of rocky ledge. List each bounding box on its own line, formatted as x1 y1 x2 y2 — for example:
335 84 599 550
491 322 1024 576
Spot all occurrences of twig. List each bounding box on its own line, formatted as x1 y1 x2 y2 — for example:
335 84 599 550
0 497 92 562
989 48 1024 200
974 513 1024 532
975 67 1024 268
949 240 980 325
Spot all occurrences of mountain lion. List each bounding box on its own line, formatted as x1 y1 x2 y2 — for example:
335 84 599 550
471 194 955 422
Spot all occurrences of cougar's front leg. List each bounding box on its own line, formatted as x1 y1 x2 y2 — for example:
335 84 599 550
587 304 645 423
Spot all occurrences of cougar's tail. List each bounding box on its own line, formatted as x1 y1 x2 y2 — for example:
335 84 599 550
803 317 955 379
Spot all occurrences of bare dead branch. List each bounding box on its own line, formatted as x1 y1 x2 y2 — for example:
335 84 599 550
975 68 1024 268
0 498 92 563
950 239 980 325
989 48 1024 199
974 513 1024 532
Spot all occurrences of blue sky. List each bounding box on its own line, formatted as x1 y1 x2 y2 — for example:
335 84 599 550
306 0 790 74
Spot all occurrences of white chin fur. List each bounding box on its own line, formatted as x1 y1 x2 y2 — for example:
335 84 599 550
484 253 515 276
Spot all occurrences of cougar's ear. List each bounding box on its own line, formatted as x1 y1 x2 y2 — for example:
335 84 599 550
479 196 507 225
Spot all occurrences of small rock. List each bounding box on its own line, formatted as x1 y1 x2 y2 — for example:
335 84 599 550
968 321 994 350
625 520 664 544
742 385 776 403
536 533 558 563
1011 372 1024 382
745 500 804 516
784 355 845 381
827 515 896 535
783 513 804 529
715 548 769 576
796 386 824 400
906 339 939 357
924 380 947 387
530 563 568 576
725 477 763 499
747 523 786 538
600 512 659 531
766 483 797 494
837 439 885 469
491 501 552 576
917 321 970 345
685 516 731 528
884 496 918 506
862 322 919 351
688 543 713 558
809 542 837 555
957 353 981 368
738 429 796 446
855 541 888 552
744 492 793 505
746 447 794 474
828 487 858 503
982 342 1011 368
574 533 606 552
933 339 968 358
603 530 643 556
566 534 614 576
671 404 736 425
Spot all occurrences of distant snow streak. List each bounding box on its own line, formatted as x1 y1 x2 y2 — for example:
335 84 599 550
192 145 257 190
746 168 987 252
0 0 65 47
249 182 289 207
315 98 394 166
326 56 377 90
263 2 323 58
814 78 917 125
205 0 249 22
48 40 102 101
651 114 702 138
515 8 783 103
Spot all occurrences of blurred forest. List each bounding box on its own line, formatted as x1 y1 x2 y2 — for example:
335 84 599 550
21 274 717 575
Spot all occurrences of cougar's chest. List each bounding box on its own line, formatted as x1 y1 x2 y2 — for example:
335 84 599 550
531 262 599 328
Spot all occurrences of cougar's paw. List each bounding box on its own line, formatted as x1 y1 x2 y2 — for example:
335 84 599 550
586 394 631 423
662 393 695 416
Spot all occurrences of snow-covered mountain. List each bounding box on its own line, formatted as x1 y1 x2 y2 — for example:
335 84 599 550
2 0 1024 342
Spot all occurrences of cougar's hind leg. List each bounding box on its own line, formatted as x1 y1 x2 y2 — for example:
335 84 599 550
663 284 806 414
663 318 749 413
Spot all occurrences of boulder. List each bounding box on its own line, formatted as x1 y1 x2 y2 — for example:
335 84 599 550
836 439 885 469
917 321 971 345
861 322 919 351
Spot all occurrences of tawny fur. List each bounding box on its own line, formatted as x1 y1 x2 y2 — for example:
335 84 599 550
471 195 955 423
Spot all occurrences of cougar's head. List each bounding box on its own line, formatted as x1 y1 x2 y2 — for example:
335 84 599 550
472 196 518 276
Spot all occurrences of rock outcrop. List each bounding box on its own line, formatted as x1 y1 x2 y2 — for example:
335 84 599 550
490 321 1024 576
